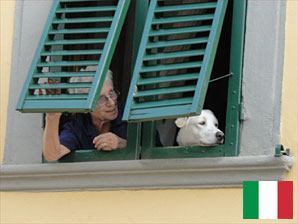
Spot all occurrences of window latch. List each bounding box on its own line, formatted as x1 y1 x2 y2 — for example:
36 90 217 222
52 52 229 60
274 144 290 157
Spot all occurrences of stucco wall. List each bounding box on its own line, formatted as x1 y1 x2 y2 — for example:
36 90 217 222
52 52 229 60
0 0 15 163
0 1 297 224
280 0 298 218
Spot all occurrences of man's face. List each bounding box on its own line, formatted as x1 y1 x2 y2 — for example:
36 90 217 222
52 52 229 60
91 81 118 121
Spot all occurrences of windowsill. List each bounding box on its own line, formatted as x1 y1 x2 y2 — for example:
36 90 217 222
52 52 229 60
0 155 294 192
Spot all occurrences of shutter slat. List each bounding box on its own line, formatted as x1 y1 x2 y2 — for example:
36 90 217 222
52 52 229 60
22 100 88 113
33 72 95 78
146 37 208 49
56 6 117 13
48 28 109 35
37 60 98 67
52 17 114 24
152 14 214 25
143 49 205 61
155 2 217 13
149 25 211 37
135 86 196 98
130 104 194 121
45 38 106 45
26 94 88 100
137 73 198 85
17 0 131 113
123 0 228 121
29 83 92 90
41 49 103 56
141 61 202 73
132 97 193 110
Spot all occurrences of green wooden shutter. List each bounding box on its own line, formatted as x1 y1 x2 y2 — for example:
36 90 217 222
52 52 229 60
16 0 130 113
123 0 228 121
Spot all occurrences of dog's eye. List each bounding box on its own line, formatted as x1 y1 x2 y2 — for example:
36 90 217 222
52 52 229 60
199 121 206 125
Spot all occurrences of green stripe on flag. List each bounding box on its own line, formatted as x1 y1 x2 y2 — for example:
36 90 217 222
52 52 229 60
243 181 259 219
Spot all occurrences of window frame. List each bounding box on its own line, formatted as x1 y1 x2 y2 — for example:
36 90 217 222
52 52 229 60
140 0 246 159
59 0 245 162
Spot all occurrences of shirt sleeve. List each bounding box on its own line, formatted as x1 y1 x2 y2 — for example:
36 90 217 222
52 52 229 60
59 122 81 151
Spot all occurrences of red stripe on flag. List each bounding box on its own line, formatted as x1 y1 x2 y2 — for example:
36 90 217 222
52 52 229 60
278 181 293 219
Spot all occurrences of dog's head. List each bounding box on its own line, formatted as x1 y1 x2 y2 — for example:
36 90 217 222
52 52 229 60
175 110 225 147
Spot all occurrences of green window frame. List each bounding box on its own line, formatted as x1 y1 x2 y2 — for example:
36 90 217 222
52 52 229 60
17 0 246 163
55 0 247 162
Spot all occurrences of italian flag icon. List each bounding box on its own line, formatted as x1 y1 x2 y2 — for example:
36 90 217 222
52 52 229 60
243 181 293 219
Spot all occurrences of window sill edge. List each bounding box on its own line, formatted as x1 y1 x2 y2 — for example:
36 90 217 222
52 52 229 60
0 155 294 192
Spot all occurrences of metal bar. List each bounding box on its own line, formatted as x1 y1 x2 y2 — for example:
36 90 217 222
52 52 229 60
209 72 233 83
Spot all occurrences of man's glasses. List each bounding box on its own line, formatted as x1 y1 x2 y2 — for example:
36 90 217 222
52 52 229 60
98 90 119 106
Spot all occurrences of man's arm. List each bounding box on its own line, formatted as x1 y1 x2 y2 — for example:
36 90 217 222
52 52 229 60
43 113 71 162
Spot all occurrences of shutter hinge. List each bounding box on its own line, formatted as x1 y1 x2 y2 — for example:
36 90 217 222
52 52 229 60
239 102 244 121
274 144 290 157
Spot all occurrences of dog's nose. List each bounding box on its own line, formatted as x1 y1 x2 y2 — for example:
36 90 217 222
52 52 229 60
216 131 225 141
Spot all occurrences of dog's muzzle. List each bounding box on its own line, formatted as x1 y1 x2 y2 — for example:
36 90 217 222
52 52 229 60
216 131 225 144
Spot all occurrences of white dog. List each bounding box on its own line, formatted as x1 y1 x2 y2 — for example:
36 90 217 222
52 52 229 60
175 110 225 147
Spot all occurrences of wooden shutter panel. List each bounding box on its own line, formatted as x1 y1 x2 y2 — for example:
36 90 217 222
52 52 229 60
123 0 228 121
16 0 130 113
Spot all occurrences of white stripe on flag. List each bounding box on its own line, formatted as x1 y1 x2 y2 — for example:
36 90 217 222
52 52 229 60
259 181 278 219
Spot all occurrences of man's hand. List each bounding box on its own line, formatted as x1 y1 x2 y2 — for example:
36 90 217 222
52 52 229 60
93 132 127 151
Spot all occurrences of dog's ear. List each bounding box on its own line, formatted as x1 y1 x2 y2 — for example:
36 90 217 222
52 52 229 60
175 117 188 128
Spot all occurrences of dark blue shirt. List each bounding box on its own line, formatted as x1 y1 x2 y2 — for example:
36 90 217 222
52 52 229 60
59 103 127 151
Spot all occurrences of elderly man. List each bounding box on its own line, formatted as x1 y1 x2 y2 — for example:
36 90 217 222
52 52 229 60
43 70 127 161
